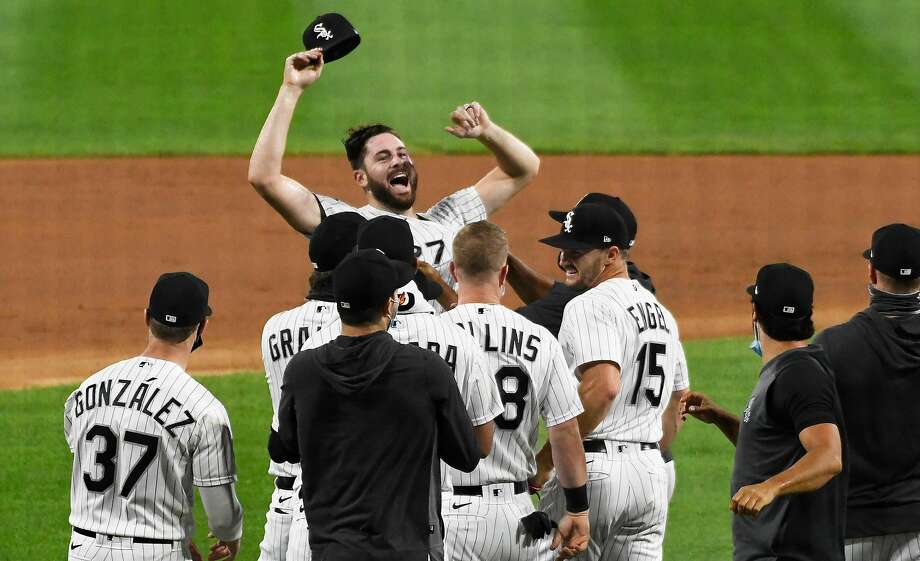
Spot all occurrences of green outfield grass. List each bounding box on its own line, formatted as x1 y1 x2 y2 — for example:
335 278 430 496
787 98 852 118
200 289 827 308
0 336 760 560
2 1 918 156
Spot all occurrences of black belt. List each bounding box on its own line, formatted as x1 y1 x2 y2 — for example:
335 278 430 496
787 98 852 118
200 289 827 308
453 481 527 496
73 527 173 545
276 476 296 491
583 440 659 453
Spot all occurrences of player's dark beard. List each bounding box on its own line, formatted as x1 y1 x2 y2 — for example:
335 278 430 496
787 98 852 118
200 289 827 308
367 164 419 211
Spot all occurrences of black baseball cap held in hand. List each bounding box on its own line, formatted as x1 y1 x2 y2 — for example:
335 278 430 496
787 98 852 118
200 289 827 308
148 272 212 327
334 249 406 312
549 193 638 247
356 215 441 298
539 203 629 251
746 263 814 320
310 212 366 272
303 13 360 63
863 223 920 280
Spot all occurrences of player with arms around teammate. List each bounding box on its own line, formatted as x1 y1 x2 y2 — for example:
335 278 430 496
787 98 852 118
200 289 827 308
815 224 920 561
682 264 847 561
533 202 685 560
442 221 589 561
64 273 242 561
248 48 540 293
257 212 365 561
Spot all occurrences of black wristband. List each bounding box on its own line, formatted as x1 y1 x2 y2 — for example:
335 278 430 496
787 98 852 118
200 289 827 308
563 484 589 513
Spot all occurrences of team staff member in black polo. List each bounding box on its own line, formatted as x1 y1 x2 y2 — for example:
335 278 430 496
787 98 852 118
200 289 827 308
681 264 847 561
815 223 920 561
270 249 482 561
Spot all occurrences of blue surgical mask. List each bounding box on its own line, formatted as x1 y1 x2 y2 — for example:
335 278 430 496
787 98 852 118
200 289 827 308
749 321 762 357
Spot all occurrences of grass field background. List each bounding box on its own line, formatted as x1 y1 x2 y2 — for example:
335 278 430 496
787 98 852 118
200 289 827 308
2 1 919 156
0 336 758 561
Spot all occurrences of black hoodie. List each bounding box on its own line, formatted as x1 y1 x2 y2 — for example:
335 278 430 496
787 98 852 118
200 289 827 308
815 308 920 538
275 331 480 560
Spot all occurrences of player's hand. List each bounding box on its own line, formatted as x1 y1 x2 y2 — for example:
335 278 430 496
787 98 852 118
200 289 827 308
416 260 441 281
680 391 723 424
189 540 203 561
730 480 779 518
444 101 492 139
550 511 590 559
283 50 324 90
206 533 240 561
528 466 553 493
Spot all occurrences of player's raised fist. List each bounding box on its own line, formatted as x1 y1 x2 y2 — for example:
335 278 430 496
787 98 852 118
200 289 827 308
445 101 492 139
284 49 324 89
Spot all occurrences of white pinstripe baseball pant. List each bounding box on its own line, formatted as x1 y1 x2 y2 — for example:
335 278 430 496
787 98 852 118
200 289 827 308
540 441 669 561
443 482 555 561
258 484 297 561
67 531 190 561
845 532 920 561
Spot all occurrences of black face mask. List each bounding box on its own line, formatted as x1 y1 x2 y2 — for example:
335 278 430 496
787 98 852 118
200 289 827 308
868 284 920 315
191 325 205 352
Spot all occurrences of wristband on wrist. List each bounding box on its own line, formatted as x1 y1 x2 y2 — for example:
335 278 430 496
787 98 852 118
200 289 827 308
563 484 589 513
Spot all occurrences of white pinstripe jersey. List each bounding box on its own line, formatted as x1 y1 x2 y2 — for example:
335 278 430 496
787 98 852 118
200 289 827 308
64 357 236 540
558 278 684 443
300 312 503 428
261 299 339 477
442 304 583 485
315 186 487 292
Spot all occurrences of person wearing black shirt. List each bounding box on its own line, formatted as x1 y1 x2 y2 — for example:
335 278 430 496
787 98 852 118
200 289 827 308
271 249 482 561
814 223 920 561
681 263 847 561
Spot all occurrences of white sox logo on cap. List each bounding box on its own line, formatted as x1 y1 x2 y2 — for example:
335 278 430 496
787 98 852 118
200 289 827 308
563 211 574 233
314 23 333 40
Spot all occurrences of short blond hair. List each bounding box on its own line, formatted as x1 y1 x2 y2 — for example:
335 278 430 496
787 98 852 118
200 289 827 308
452 221 508 278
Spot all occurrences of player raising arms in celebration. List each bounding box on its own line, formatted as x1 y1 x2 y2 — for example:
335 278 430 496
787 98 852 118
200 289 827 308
64 273 242 561
533 202 686 560
442 221 589 561
248 49 540 298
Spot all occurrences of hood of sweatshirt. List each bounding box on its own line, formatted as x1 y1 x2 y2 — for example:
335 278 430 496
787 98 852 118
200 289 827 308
312 331 399 395
857 308 920 373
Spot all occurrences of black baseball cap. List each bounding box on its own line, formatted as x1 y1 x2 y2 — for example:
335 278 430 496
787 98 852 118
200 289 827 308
356 216 440 298
550 193 638 247
862 223 920 280
746 263 813 319
334 249 404 313
303 13 361 63
310 212 366 272
539 203 629 251
148 272 212 327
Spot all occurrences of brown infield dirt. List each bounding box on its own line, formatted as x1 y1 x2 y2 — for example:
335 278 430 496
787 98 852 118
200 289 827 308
1 155 918 389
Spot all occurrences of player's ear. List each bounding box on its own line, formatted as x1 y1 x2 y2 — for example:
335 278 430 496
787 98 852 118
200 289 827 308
868 262 878 286
144 308 151 326
498 263 509 286
448 261 459 284
353 168 368 189
197 318 208 337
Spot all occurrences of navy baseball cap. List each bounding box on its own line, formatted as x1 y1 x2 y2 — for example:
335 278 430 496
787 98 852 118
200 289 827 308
550 193 638 247
539 203 629 251
303 13 361 63
863 223 920 280
746 263 813 319
148 272 212 327
356 216 440 297
309 212 366 272
334 249 404 313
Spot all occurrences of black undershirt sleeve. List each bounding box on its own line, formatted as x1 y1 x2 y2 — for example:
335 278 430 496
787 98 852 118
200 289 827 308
768 359 838 434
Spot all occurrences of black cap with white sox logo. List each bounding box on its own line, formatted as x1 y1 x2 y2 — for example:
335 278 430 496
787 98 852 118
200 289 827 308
539 202 629 251
303 13 361 63
863 223 920 280
147 272 212 327
746 263 813 320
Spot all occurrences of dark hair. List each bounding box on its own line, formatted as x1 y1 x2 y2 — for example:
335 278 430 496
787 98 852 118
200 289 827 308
343 124 399 170
308 270 335 293
149 317 198 344
339 299 388 327
877 270 920 295
756 303 815 342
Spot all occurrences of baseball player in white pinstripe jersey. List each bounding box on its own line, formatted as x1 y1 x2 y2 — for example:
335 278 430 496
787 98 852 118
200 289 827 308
64 273 242 561
439 221 590 561
257 212 366 561
248 49 540 307
291 215 503 561
533 202 686 560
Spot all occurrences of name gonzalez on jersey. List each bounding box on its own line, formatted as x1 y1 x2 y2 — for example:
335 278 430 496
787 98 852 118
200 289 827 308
70 363 195 437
